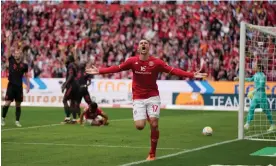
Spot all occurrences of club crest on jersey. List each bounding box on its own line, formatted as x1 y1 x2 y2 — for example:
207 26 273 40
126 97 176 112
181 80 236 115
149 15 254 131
149 61 154 66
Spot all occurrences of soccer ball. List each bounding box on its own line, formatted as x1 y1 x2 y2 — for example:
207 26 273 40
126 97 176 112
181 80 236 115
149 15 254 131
202 126 213 136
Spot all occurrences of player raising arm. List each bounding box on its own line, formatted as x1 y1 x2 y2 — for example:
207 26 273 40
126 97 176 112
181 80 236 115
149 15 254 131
79 102 109 126
86 39 206 160
234 64 275 131
2 31 30 127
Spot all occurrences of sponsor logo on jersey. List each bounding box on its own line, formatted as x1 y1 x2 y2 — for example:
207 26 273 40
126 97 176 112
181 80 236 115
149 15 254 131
140 66 146 71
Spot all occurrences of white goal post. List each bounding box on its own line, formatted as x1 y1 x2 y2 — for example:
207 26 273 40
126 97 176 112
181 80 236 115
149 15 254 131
239 22 276 141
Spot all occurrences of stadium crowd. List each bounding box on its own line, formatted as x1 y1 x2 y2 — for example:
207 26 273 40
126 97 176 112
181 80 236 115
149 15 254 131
1 1 276 81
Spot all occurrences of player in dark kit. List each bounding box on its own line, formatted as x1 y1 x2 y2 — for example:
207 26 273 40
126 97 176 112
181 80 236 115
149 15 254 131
2 33 30 127
75 62 93 117
79 102 109 126
61 55 79 124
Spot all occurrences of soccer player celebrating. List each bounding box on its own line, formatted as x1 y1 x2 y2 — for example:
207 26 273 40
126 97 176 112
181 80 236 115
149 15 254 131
2 32 30 127
85 39 207 160
235 64 275 131
79 102 109 126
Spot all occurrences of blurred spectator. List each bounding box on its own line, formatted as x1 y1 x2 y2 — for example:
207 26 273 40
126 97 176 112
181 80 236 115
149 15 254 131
1 1 275 81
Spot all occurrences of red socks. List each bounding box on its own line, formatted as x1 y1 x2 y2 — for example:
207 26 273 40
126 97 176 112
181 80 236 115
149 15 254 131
149 130 159 156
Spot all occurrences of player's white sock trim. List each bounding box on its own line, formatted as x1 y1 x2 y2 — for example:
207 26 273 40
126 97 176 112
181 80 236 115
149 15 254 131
1 117 5 126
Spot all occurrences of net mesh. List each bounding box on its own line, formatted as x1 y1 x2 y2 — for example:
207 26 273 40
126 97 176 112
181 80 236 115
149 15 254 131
244 24 276 141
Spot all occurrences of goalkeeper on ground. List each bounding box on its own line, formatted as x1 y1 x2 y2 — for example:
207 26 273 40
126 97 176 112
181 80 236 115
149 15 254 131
235 64 275 132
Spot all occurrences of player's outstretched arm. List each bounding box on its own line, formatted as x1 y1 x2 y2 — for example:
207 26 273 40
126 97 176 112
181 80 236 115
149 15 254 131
100 112 109 125
25 76 30 93
5 31 12 59
85 66 100 75
24 71 30 93
234 75 254 82
193 71 208 78
245 76 255 82
86 58 133 75
59 46 67 64
73 44 78 63
159 60 207 79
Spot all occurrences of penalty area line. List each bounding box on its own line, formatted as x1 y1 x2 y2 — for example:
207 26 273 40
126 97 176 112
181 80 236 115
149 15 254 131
1 118 132 132
2 142 182 150
119 139 239 166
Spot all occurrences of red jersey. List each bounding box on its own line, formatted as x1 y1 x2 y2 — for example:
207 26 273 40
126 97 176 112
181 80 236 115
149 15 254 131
84 108 104 120
99 56 194 100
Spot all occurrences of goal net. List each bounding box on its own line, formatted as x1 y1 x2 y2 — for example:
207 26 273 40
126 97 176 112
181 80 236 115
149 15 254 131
239 22 276 141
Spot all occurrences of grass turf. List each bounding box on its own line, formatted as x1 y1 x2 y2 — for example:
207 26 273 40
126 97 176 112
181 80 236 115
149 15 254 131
1 107 275 166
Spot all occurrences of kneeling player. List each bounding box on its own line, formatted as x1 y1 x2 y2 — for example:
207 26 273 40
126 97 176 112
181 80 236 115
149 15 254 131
79 102 109 126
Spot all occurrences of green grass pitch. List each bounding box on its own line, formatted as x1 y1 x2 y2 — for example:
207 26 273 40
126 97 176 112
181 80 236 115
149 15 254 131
1 107 275 166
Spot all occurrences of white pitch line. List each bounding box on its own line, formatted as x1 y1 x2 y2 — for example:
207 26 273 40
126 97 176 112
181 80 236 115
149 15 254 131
2 142 182 150
119 139 239 166
1 118 132 132
209 165 262 166
2 124 62 131
244 130 276 141
262 154 276 157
